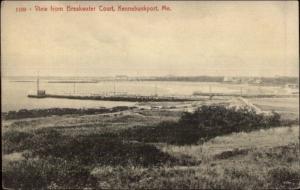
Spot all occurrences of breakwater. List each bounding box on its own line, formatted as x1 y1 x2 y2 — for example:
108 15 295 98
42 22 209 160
28 94 201 102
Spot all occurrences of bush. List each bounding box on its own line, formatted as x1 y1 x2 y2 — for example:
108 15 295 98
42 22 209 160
2 157 97 189
30 133 179 166
179 105 280 130
120 105 282 145
121 121 203 145
2 130 34 154
268 166 300 188
3 128 180 167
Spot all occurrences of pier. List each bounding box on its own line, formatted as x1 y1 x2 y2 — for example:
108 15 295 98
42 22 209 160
28 93 202 102
28 75 204 102
28 76 298 102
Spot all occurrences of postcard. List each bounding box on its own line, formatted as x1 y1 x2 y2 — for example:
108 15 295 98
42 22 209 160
1 1 299 189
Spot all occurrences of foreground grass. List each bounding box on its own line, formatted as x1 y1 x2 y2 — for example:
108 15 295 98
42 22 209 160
3 128 299 189
2 128 197 189
90 143 300 189
160 126 299 162
2 105 299 189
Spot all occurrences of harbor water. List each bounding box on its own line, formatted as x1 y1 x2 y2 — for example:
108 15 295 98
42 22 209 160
1 78 288 112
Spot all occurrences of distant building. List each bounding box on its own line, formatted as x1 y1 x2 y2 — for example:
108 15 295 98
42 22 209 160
284 83 299 94
224 77 262 84
253 79 262 84
285 83 299 88
115 75 129 80
223 76 232 82
223 76 241 83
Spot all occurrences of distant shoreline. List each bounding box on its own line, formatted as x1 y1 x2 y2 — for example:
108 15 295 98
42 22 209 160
10 80 35 83
4 76 298 86
1 106 136 120
48 81 98 83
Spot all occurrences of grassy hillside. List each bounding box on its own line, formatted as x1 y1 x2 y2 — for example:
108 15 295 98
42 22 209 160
2 105 299 189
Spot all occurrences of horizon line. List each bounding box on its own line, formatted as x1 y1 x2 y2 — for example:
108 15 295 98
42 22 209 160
3 75 299 78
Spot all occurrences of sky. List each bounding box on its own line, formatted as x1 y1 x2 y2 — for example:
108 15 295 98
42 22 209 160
1 1 299 77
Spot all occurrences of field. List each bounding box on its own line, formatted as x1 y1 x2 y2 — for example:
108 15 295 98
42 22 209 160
250 97 299 120
2 97 300 189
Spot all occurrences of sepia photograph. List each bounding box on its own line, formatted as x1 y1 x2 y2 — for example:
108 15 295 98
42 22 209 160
1 1 299 189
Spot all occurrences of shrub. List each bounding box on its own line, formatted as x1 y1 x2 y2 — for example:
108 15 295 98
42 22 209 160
2 130 34 154
268 166 300 188
2 157 97 189
3 128 180 167
179 105 280 130
30 133 179 166
121 121 203 145
120 105 282 145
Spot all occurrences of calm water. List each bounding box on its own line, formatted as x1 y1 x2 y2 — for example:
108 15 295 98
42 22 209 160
2 78 285 112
